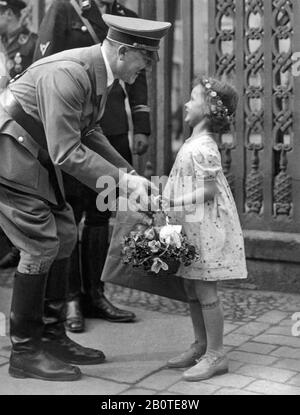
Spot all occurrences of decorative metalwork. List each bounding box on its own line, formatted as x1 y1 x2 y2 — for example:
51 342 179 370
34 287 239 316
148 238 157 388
245 143 264 214
214 0 237 194
244 0 264 215
273 144 292 216
209 0 299 231
271 0 293 217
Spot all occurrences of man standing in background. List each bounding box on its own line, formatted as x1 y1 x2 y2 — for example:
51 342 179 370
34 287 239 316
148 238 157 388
34 0 151 331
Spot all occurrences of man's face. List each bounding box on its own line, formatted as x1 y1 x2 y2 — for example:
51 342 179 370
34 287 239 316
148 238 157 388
117 47 153 84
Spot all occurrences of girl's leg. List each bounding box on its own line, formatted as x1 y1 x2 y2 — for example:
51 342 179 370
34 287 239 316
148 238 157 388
183 281 228 381
194 281 224 353
167 279 206 368
184 280 207 348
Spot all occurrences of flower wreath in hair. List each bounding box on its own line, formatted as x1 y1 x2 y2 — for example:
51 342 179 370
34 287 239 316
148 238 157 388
200 78 232 122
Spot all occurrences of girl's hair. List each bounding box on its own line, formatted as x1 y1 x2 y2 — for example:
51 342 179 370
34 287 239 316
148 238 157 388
194 76 238 134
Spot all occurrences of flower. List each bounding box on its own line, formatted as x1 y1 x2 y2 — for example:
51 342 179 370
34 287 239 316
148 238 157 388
121 212 200 275
151 257 169 274
159 224 182 248
144 227 156 240
148 240 161 253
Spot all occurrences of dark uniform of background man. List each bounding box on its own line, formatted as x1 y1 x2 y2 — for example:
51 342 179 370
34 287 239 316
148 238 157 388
0 13 171 381
0 0 37 269
34 0 151 331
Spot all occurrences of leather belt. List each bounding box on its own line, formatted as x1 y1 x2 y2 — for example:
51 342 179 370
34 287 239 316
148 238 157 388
0 88 66 208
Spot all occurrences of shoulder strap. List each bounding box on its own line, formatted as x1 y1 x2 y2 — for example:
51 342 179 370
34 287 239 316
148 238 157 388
70 0 101 44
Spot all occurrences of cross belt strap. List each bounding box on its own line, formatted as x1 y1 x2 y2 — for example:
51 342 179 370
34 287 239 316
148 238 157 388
70 0 101 45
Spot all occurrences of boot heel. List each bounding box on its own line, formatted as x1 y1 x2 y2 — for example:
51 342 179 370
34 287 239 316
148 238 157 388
9 366 27 379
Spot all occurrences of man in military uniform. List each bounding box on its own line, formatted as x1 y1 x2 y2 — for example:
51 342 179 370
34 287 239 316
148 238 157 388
0 0 37 269
0 14 171 381
34 0 151 331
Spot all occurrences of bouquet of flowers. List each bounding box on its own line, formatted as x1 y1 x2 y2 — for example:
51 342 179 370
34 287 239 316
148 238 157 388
121 212 200 275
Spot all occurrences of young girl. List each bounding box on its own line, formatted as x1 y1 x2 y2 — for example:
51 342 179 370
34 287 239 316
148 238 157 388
163 77 247 381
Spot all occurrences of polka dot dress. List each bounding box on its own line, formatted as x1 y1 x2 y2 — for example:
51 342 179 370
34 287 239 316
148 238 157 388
163 133 248 281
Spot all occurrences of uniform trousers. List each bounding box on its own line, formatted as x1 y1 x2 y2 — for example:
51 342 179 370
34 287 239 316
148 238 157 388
0 184 77 275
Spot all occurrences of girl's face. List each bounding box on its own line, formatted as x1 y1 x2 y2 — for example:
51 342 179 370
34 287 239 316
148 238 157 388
184 85 207 127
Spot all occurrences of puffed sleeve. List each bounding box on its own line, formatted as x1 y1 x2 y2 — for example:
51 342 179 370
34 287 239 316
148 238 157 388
190 141 222 181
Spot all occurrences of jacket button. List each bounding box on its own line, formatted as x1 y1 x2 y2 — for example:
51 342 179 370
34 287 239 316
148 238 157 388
81 25 87 32
18 136 24 143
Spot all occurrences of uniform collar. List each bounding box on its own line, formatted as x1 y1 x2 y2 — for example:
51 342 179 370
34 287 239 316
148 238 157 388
100 45 114 87
91 44 109 96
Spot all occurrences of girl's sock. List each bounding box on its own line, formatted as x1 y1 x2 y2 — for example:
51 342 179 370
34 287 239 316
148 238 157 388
189 300 207 349
200 298 224 353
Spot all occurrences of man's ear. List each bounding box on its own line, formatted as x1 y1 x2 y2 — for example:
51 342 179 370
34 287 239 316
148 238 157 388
6 8 15 19
118 45 128 61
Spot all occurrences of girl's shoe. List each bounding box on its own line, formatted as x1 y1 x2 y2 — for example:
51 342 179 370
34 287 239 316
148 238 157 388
183 350 228 381
167 342 206 368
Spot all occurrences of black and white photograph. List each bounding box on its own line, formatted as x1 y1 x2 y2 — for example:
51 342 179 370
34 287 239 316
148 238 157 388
0 0 299 399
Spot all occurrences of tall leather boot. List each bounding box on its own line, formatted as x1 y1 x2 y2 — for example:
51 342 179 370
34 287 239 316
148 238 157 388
81 224 136 322
65 244 84 333
42 258 105 365
9 271 81 381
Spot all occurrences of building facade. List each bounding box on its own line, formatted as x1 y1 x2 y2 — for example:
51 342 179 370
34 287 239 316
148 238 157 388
25 0 300 292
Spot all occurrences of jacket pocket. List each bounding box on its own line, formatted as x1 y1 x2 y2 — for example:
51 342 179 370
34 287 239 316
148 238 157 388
0 134 40 190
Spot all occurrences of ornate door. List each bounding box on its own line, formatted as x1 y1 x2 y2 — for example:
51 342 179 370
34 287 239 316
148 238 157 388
208 0 300 233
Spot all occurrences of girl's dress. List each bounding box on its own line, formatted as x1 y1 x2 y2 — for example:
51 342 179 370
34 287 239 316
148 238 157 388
164 132 247 281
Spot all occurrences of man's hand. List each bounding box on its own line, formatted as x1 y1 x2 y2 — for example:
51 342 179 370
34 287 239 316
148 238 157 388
132 133 149 155
119 173 158 211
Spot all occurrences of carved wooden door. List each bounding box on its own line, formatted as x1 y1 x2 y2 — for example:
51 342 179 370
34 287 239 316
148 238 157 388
208 0 300 233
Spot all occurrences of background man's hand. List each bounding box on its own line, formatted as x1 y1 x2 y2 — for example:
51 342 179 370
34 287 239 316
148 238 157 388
132 133 149 155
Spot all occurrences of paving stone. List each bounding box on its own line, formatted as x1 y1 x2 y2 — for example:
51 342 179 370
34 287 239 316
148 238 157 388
229 351 278 366
253 334 300 348
270 347 300 359
203 373 255 388
136 369 183 390
229 360 244 372
224 333 251 347
224 323 239 335
236 364 296 383
213 388 261 395
288 374 300 387
120 388 157 395
82 360 165 384
280 319 296 327
232 322 270 337
0 367 128 395
273 358 300 372
238 342 277 355
168 381 220 395
246 380 300 395
265 326 292 336
256 311 288 324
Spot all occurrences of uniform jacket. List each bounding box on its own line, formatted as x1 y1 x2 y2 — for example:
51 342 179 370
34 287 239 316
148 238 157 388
33 0 151 137
0 45 132 205
2 25 37 79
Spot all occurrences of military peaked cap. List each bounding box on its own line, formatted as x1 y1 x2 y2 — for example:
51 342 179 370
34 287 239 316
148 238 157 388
0 0 27 10
103 14 171 52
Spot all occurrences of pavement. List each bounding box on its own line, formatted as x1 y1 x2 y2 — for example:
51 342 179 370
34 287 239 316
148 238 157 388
0 269 300 395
